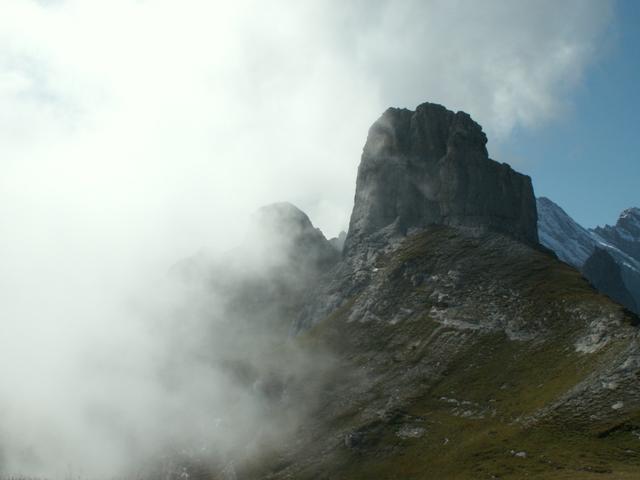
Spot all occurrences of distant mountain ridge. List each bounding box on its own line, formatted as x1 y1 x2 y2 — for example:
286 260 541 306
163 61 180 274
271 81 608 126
537 197 640 313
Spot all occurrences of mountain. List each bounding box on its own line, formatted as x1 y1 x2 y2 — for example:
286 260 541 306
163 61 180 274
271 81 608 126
595 208 640 261
329 230 347 252
250 201 340 272
537 197 640 314
536 197 596 267
167 103 640 480
344 103 537 257
272 226 640 480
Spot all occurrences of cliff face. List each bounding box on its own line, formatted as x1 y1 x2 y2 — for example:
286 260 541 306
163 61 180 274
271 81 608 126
583 248 638 313
344 103 538 255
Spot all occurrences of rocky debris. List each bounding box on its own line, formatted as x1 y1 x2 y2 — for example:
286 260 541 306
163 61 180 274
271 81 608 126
343 102 538 257
574 313 622 354
396 425 426 439
525 337 640 430
439 396 495 419
612 401 625 410
582 248 638 313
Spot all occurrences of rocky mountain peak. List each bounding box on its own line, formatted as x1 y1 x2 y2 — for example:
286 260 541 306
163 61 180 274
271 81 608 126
593 206 640 264
594 206 640 241
361 103 488 161
343 102 538 256
618 207 640 236
252 202 339 271
254 202 316 236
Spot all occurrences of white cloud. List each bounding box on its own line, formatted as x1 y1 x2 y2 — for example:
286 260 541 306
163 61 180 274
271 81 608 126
0 0 613 236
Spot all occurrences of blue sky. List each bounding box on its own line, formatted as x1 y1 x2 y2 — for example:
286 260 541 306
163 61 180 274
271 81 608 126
501 0 639 229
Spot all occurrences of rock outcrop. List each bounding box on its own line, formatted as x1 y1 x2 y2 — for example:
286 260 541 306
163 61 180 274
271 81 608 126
344 102 538 256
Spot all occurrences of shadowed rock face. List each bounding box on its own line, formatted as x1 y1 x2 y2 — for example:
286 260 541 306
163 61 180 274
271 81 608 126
583 248 638 313
344 102 538 255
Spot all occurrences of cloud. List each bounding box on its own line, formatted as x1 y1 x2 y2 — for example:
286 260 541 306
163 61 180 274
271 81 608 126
345 0 613 136
0 0 614 233
0 0 614 477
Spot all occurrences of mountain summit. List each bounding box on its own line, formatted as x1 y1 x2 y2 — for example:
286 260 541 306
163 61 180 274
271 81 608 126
594 207 640 262
344 102 538 256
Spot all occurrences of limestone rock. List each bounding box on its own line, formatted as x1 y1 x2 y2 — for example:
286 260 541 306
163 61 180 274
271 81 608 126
343 102 538 256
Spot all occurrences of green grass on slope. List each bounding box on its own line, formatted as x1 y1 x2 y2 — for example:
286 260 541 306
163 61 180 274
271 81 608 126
297 228 640 480
330 331 639 479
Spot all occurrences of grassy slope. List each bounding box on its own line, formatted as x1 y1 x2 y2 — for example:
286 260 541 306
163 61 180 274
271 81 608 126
290 228 640 480
335 332 640 479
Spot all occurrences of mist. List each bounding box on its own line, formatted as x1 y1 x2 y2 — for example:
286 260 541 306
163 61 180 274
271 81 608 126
0 0 614 477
